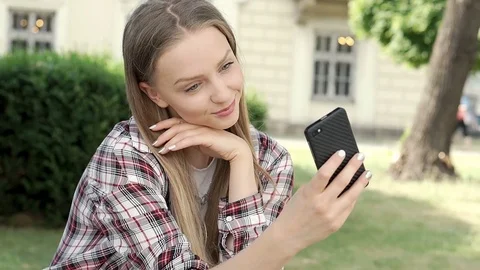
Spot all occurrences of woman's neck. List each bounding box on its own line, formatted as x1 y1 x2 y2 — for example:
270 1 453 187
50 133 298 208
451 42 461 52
185 147 213 169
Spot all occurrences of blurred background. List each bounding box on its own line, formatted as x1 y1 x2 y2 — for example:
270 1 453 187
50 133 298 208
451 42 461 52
0 0 479 269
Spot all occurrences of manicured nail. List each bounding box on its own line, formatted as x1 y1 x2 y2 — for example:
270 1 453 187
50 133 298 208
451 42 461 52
168 145 176 150
337 150 346 157
357 153 365 161
152 140 158 146
149 124 156 130
158 147 165 154
365 170 373 179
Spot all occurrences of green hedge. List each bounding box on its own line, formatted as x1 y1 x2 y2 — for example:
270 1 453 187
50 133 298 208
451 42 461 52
0 51 130 226
0 51 268 227
246 90 268 131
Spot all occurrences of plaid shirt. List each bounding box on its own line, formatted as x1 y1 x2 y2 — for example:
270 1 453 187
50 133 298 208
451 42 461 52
47 117 294 269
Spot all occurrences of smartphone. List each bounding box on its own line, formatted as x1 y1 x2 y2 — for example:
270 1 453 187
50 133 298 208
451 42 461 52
304 107 366 195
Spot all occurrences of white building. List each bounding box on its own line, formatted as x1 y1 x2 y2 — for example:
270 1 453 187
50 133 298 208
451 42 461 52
1 0 478 136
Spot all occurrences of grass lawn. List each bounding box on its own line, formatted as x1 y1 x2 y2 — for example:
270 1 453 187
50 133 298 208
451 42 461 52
1 142 479 270
0 227 62 270
284 141 480 270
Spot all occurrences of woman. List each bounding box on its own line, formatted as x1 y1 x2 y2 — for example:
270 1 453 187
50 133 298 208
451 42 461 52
48 0 372 269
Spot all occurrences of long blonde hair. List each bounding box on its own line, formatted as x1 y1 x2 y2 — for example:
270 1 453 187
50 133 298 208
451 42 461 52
122 0 270 265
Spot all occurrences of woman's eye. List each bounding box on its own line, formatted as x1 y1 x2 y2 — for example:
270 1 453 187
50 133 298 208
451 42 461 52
186 83 200 92
221 61 234 71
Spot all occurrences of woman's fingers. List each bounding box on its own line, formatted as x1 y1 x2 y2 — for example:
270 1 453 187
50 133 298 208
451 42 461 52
152 123 198 147
337 170 371 207
307 150 346 195
149 117 184 131
158 128 208 154
161 133 210 154
325 153 365 199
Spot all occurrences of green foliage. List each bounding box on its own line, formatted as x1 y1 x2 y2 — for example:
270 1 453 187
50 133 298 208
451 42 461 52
246 89 268 131
349 0 480 69
0 51 130 226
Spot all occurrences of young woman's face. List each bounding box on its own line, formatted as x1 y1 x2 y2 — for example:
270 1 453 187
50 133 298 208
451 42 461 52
141 26 244 130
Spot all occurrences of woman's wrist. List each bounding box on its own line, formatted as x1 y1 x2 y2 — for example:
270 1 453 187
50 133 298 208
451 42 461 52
228 146 258 202
211 218 300 270
268 220 302 260
228 140 253 164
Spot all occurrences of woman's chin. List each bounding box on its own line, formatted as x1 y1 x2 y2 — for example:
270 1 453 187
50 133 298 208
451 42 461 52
211 110 240 130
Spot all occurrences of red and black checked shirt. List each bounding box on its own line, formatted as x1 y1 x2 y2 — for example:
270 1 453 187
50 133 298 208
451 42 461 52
47 117 294 269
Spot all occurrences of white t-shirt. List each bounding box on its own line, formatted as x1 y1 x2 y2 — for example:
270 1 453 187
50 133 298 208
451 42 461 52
191 158 217 218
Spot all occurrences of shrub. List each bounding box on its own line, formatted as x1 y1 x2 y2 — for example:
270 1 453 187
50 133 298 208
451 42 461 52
0 51 130 226
246 89 268 131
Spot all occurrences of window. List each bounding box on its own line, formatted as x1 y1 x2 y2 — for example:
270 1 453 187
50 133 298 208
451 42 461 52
9 10 55 52
312 34 356 100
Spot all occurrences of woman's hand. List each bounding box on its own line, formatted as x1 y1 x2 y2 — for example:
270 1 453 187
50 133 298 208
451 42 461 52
273 150 371 254
149 118 250 162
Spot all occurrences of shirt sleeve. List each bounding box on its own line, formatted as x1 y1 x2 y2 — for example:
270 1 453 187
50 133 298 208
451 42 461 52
93 151 210 270
217 145 294 260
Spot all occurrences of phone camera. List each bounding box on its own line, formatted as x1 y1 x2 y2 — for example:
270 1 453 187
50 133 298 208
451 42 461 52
312 128 322 137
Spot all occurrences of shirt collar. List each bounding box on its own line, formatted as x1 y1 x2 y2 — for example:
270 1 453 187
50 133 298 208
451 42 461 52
128 116 152 154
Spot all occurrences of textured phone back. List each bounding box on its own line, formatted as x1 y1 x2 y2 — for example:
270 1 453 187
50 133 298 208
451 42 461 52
304 107 365 194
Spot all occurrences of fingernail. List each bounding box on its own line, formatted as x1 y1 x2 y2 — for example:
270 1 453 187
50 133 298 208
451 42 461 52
152 140 158 146
365 170 373 179
337 150 346 157
168 145 176 150
158 147 165 154
357 153 365 161
149 124 156 130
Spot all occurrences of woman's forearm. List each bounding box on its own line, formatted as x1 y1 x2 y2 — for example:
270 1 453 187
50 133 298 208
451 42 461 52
212 221 298 270
225 154 259 250
228 153 258 202
218 152 299 269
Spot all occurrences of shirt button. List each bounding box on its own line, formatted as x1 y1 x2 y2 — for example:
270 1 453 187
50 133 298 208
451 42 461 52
226 216 233 222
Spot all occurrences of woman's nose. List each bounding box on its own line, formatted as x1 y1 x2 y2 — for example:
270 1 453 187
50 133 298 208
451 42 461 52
210 77 231 103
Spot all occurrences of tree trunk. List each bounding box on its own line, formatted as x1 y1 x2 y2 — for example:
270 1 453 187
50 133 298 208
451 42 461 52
389 0 480 181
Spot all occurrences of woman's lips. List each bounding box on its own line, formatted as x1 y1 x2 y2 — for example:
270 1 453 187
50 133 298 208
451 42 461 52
214 100 235 117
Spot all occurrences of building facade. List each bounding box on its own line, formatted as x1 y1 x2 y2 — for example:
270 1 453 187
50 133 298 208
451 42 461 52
1 0 478 136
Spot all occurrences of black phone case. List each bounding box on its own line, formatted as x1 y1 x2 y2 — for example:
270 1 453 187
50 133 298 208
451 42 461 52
304 107 366 195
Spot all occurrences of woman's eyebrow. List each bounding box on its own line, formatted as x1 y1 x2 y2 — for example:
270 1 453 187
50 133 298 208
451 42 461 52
216 49 231 67
173 49 232 86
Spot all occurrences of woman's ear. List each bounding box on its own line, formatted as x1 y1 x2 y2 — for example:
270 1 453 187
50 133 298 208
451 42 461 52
138 82 169 108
